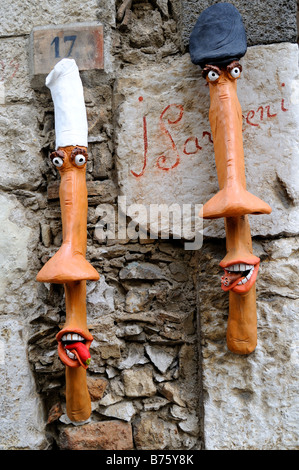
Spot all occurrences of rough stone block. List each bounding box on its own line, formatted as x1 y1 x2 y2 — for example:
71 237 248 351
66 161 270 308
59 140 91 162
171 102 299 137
198 236 299 450
99 401 136 422
0 0 115 36
119 261 165 280
86 376 108 401
0 105 45 191
180 0 297 48
123 367 156 397
59 420 133 450
0 318 48 449
0 36 34 104
115 43 299 239
133 412 185 449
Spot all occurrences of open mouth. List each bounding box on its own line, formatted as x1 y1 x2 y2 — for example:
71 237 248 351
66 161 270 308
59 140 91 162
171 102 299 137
62 333 86 360
221 261 259 293
56 329 93 369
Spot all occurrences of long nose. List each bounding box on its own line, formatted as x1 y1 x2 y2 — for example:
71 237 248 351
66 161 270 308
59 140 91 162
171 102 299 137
199 75 271 219
209 76 245 187
36 158 99 284
59 165 88 253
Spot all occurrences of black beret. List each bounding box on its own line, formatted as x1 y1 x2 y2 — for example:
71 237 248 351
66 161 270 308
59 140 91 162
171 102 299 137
189 2 247 69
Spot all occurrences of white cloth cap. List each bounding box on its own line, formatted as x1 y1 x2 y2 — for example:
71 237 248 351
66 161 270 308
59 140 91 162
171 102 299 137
46 59 88 149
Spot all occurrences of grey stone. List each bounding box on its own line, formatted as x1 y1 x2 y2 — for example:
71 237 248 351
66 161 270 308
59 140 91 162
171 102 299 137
158 382 186 407
134 412 184 450
0 37 34 103
0 0 115 36
0 318 48 449
119 262 165 280
99 400 136 422
145 345 176 373
123 367 157 397
86 275 115 319
117 324 144 337
198 236 299 450
40 223 52 248
143 396 170 411
99 393 123 407
115 43 299 239
0 105 45 191
117 344 149 370
125 288 151 312
180 0 297 49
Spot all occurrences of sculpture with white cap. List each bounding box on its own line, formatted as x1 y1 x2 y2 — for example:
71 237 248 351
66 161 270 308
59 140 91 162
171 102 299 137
37 58 99 422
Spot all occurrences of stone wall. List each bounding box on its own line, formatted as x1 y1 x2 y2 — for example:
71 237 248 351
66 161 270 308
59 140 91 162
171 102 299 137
0 0 298 450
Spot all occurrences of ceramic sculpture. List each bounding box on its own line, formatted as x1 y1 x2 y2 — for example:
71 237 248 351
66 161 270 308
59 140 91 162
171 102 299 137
37 58 99 421
189 3 271 354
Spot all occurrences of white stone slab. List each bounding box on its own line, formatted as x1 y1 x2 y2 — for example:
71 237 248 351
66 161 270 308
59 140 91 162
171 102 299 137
115 43 299 239
0 318 47 449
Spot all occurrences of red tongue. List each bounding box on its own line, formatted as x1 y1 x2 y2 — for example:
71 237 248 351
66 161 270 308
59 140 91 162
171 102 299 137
65 342 91 369
221 271 243 290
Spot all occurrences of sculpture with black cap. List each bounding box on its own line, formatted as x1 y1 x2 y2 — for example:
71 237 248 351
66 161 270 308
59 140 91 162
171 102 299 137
189 3 272 354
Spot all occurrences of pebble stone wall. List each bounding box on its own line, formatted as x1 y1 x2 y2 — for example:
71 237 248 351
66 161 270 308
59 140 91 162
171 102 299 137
0 0 298 450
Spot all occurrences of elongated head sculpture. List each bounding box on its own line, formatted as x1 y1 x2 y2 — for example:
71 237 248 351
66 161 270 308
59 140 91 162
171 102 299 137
37 59 99 420
189 3 271 354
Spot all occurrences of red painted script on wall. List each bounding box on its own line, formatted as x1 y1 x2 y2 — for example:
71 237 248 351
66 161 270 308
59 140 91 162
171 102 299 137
130 85 288 178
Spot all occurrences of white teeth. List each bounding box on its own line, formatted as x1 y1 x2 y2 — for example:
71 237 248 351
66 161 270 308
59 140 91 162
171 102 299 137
228 264 238 272
227 263 254 273
66 350 76 360
237 266 255 285
61 333 85 342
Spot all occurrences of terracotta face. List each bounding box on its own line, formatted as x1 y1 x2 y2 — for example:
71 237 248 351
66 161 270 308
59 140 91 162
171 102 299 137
201 62 271 297
188 4 271 354
200 61 271 220
198 61 272 353
37 146 99 284
219 216 260 295
37 145 99 370
56 280 93 369
37 59 97 421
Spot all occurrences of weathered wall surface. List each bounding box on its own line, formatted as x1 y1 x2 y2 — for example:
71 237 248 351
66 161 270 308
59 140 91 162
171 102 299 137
0 0 298 450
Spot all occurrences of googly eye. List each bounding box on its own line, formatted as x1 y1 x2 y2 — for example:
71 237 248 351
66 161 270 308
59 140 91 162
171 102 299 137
230 67 241 78
74 154 87 166
52 156 64 167
207 70 220 81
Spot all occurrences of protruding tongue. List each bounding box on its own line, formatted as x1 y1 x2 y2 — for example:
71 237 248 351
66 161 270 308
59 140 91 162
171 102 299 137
65 342 91 369
221 271 243 291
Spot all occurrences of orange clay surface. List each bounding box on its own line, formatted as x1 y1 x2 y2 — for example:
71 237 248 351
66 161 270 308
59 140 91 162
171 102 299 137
37 146 98 421
36 146 99 284
199 66 271 219
199 64 272 354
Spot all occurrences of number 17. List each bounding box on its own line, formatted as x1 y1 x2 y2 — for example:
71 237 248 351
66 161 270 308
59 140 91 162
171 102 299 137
51 35 77 58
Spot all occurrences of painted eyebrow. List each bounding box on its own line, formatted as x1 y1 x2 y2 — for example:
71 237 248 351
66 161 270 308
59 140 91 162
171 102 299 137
71 147 88 160
50 149 66 161
227 61 242 73
202 64 222 78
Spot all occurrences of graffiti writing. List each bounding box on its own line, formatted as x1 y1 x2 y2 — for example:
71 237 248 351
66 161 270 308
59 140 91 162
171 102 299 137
244 85 288 128
130 84 289 178
0 59 20 81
